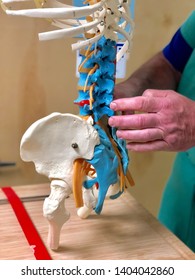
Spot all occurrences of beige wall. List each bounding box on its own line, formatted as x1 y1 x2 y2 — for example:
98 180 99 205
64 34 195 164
0 1 194 216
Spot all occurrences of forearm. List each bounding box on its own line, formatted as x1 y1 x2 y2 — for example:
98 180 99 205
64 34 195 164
115 51 181 98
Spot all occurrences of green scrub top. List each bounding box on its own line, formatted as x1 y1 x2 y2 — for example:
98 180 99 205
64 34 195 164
158 11 195 252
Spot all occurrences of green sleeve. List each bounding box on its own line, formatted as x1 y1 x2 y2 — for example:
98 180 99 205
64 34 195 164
181 11 195 48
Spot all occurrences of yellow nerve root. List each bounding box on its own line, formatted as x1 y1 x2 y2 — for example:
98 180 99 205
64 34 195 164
72 159 95 208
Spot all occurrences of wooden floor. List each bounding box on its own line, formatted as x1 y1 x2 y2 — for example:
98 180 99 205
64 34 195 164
0 184 194 260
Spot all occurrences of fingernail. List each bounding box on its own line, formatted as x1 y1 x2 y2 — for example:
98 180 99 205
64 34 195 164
108 117 114 126
116 131 122 138
110 102 117 110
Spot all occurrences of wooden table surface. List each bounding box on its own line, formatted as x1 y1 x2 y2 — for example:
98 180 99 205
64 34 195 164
0 184 194 260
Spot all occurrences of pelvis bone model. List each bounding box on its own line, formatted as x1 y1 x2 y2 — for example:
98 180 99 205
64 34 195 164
1 0 135 250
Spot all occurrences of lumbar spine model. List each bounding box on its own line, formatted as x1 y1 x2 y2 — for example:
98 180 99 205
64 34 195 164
1 0 135 250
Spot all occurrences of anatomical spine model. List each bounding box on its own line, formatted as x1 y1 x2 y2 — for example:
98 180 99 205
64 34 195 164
1 0 135 250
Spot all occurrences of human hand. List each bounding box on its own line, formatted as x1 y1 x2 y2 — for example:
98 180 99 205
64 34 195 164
109 89 195 152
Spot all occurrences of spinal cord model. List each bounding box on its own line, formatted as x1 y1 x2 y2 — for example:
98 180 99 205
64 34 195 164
1 0 135 250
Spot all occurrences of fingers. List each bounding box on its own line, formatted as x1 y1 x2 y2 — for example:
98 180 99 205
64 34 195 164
109 113 159 130
110 94 162 113
110 89 175 113
116 128 164 143
126 140 169 152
